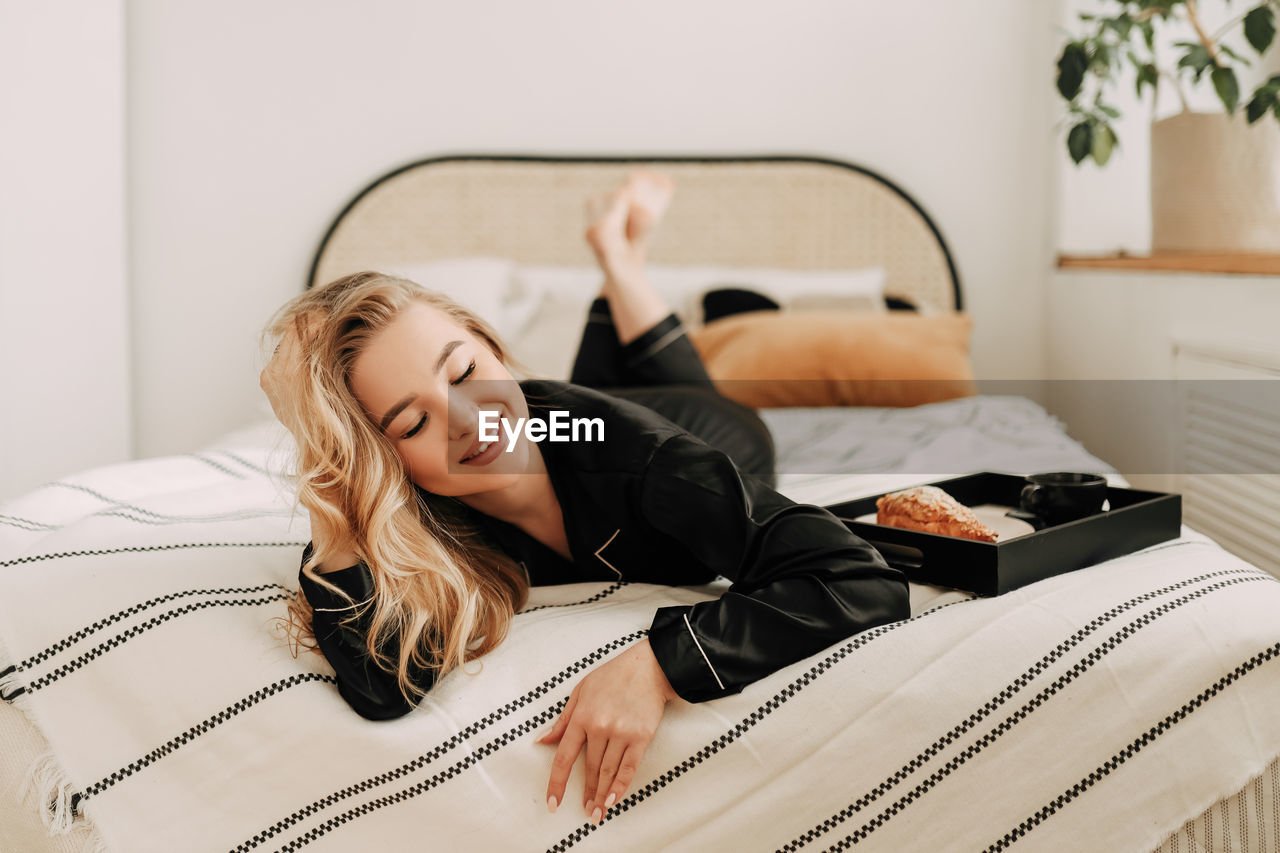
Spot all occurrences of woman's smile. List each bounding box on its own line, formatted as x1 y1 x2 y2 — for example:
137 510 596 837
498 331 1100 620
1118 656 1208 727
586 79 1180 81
459 438 501 466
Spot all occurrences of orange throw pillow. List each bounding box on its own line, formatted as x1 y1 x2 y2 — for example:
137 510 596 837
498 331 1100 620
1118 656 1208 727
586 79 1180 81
687 310 977 408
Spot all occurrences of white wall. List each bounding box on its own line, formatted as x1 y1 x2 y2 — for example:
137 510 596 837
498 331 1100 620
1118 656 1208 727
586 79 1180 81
1046 269 1280 488
0 1 131 503
1055 0 1280 253
125 0 1061 460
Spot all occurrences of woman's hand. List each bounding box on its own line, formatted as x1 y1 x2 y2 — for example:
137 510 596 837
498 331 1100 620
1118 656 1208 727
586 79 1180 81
538 637 678 824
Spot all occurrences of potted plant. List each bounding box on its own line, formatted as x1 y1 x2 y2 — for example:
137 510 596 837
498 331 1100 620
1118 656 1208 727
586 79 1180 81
1056 1 1280 252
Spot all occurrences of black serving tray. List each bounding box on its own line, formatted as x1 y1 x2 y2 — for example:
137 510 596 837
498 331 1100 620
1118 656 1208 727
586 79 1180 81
824 472 1182 596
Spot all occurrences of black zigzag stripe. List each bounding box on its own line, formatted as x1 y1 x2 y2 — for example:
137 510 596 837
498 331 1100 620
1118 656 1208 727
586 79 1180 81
818 574 1275 852
0 514 56 531
544 596 980 852
985 641 1280 852
275 705 567 852
19 593 291 694
232 630 648 853
217 451 271 476
187 453 247 479
0 540 307 569
43 481 131 504
778 567 1270 852
520 582 627 613
1128 539 1202 558
11 583 292 672
93 509 294 527
36 481 283 525
79 672 339 802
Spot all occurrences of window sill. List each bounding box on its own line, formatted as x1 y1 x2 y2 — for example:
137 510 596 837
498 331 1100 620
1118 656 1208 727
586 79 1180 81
1057 252 1280 276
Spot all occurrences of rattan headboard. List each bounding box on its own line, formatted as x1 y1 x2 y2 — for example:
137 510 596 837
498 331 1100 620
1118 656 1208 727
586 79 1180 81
309 155 962 313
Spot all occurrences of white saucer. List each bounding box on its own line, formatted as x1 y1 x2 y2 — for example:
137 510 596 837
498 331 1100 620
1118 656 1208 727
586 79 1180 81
853 504 1035 542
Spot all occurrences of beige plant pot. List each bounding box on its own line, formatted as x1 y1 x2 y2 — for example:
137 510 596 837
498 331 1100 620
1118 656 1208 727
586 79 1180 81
1150 111 1280 252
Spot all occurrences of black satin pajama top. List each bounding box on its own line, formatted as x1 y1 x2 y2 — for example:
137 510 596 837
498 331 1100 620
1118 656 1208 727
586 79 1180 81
298 379 910 720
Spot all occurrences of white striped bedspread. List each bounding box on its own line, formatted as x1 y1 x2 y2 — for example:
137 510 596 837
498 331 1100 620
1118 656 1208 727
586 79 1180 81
1 422 1279 852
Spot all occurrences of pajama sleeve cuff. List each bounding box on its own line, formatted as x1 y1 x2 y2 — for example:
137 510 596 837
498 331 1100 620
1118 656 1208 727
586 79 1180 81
647 605 743 704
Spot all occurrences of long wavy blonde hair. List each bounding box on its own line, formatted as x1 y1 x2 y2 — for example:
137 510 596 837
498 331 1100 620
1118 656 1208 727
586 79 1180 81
263 271 538 706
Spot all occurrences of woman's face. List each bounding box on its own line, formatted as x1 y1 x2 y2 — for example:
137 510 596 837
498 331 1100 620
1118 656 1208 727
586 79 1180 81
348 301 530 496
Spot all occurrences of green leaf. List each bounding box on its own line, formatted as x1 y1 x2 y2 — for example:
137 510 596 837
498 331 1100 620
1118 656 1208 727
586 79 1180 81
1177 42 1214 81
1096 100 1121 118
1057 42 1088 100
1245 88 1276 122
1105 15 1134 39
1092 123 1117 167
1135 62 1159 98
1141 20 1156 50
1067 121 1093 165
1090 41 1114 75
1244 5 1276 53
1212 66 1241 113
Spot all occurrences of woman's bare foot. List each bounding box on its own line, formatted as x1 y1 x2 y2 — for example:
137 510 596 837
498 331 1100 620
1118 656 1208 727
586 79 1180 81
584 186 635 282
583 171 676 345
584 170 675 276
624 169 674 250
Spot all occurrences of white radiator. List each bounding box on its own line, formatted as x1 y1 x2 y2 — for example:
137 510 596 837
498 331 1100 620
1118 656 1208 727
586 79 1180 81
1172 338 1280 578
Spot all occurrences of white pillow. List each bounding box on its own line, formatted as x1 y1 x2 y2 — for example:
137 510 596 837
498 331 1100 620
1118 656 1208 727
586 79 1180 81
645 263 887 326
379 257 516 337
503 263 888 380
502 288 596 379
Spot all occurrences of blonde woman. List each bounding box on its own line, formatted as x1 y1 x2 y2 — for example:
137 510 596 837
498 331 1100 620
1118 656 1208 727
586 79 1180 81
259 171 908 826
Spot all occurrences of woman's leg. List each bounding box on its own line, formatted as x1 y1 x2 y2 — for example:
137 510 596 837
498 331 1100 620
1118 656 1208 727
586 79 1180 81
568 295 712 389
585 169 672 346
566 171 776 487
569 171 713 389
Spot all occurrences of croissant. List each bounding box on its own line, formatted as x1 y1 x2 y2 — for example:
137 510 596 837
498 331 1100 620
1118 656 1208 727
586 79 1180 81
875 486 998 543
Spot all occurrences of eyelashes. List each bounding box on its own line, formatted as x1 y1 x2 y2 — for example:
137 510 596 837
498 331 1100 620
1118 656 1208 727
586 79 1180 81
401 359 477 440
452 359 477 386
403 417 425 440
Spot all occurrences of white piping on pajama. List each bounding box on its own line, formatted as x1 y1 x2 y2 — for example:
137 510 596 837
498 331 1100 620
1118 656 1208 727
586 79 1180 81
594 528 622 579
683 612 726 690
626 324 685 366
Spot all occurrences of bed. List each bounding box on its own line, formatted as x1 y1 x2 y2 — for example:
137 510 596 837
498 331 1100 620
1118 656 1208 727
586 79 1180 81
2 156 1278 853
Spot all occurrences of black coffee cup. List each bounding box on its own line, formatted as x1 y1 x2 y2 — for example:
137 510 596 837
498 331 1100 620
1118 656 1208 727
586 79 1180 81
1019 472 1108 526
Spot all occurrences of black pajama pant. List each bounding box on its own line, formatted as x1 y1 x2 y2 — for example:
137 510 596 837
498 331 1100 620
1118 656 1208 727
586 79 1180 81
567 297 777 490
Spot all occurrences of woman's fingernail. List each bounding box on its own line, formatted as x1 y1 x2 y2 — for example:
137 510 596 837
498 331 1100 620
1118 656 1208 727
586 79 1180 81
591 806 602 825
547 795 558 814
604 793 616 810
